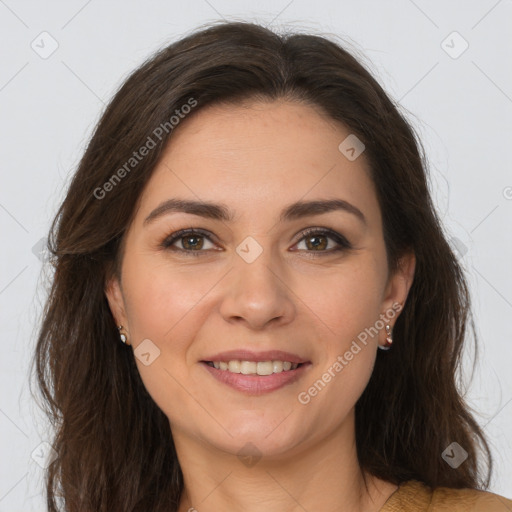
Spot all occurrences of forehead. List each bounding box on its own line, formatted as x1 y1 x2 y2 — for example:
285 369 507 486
135 99 379 225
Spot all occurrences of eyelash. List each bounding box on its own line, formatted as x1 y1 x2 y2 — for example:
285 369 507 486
160 227 352 257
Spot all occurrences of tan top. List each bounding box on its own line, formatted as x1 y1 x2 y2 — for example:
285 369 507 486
380 480 512 511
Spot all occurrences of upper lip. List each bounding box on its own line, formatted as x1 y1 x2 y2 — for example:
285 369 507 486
202 349 310 364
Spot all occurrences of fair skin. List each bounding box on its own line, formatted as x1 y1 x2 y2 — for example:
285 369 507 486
106 99 415 511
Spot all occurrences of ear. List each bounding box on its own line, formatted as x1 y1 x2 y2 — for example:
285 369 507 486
105 275 128 329
381 251 416 326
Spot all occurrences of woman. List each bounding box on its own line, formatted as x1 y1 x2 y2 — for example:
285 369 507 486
33 20 511 511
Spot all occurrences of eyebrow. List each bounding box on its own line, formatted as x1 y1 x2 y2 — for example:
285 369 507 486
143 197 366 226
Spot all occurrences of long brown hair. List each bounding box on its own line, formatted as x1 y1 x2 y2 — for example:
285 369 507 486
32 20 492 511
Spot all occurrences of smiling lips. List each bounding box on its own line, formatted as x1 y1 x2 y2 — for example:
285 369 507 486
201 349 312 395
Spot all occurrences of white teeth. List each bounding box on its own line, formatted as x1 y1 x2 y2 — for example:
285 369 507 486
257 361 274 375
273 360 283 372
240 361 257 374
210 360 301 375
228 360 241 373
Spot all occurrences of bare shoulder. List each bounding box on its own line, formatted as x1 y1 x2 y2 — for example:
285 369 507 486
431 485 512 511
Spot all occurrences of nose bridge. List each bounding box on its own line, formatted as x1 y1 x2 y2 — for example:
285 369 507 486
235 237 278 288
219 234 295 328
234 235 283 299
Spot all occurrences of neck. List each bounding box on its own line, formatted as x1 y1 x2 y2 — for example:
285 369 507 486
173 411 396 512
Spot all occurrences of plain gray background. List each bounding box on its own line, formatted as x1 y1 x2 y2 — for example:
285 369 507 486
1 0 511 509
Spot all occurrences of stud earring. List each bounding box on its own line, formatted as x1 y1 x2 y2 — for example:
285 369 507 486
117 325 130 345
378 324 393 351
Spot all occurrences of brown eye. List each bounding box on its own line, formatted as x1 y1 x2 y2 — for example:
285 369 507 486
304 233 328 251
161 229 216 256
181 234 205 250
295 228 351 254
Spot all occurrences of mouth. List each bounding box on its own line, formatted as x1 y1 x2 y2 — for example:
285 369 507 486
199 350 312 395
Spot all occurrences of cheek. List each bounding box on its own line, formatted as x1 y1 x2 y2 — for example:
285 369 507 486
291 253 385 405
120 255 214 423
296 344 376 443
122 253 218 342
120 250 233 379
293 261 383 433
292 255 387 346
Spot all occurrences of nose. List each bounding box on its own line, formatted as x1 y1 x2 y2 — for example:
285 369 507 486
219 246 296 330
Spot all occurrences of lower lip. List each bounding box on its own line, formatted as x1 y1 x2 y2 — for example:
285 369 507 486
201 362 312 395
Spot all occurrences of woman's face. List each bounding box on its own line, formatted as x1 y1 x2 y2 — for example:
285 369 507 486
106 99 414 460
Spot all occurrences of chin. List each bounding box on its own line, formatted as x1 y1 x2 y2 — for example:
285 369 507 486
206 417 307 457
